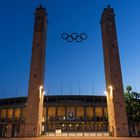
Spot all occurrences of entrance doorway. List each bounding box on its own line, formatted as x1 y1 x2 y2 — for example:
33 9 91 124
44 122 109 136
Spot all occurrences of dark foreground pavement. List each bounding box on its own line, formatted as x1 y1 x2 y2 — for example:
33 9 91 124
0 136 140 140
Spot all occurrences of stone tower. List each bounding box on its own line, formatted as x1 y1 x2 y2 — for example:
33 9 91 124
101 6 129 137
24 5 47 137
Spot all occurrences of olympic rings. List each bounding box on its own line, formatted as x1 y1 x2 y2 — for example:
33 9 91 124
61 32 88 43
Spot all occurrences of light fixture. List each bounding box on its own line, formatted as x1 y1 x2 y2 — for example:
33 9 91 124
108 85 113 90
39 85 43 99
43 91 46 95
63 116 66 120
39 85 43 90
104 91 108 95
108 85 113 98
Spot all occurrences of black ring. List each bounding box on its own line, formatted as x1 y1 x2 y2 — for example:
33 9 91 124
76 35 83 42
66 36 73 42
71 33 78 40
61 33 69 40
80 33 88 40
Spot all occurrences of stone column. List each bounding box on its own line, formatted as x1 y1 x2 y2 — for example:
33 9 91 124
101 5 129 137
23 5 47 137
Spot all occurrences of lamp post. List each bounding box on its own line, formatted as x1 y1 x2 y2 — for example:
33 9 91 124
108 86 113 100
39 86 43 98
39 85 46 135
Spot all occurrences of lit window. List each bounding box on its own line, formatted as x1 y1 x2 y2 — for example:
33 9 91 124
1 109 6 119
95 107 102 117
15 108 21 120
7 109 13 120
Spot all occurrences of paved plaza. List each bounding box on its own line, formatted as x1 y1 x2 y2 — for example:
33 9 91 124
0 132 139 140
0 136 140 140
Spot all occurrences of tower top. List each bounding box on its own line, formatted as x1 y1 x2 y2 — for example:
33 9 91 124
36 4 46 12
102 5 114 17
39 4 42 8
107 5 111 8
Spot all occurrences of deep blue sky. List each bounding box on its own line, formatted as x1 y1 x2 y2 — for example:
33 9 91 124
0 0 140 98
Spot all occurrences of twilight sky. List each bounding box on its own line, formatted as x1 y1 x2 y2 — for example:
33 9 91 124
0 0 140 98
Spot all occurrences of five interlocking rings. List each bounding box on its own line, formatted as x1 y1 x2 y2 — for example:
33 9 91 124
61 33 88 43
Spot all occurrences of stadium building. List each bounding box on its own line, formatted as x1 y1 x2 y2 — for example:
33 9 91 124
0 95 108 137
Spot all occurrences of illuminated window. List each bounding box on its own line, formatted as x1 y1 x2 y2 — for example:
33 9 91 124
7 109 13 120
95 107 102 117
76 107 84 120
57 107 65 119
1 109 6 119
48 107 56 116
86 107 94 118
15 108 21 120
48 107 56 121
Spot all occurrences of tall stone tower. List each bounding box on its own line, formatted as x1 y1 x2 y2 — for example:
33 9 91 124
24 5 47 137
101 6 129 137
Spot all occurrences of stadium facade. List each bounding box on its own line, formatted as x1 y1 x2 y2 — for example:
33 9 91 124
0 95 108 137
